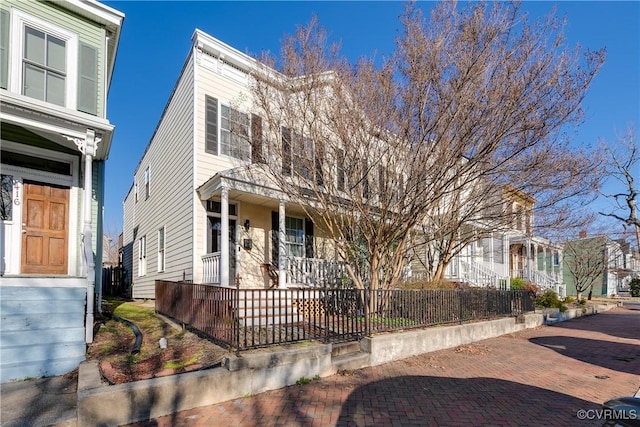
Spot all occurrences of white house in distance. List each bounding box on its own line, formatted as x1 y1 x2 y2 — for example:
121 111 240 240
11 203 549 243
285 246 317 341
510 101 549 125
122 29 564 300
0 0 123 382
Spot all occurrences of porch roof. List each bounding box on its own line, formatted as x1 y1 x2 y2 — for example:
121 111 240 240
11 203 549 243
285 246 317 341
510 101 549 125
196 164 290 204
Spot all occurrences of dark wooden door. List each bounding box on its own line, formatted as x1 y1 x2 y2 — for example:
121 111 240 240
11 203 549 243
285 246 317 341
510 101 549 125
21 181 69 274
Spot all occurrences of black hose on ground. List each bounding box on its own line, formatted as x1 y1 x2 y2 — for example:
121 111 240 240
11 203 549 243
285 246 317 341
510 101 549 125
112 315 143 355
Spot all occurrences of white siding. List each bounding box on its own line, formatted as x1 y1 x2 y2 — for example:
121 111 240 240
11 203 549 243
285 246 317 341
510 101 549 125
192 52 255 280
127 54 196 298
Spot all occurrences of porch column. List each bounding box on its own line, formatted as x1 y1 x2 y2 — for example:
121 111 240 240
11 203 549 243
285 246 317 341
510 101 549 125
278 201 286 289
82 129 96 344
456 230 462 279
220 187 229 286
503 234 509 275
489 232 495 272
525 238 532 280
558 250 563 282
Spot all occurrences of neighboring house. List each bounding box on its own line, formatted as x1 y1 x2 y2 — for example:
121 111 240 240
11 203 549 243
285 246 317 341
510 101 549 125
0 0 123 382
615 239 639 292
440 187 564 295
562 234 624 298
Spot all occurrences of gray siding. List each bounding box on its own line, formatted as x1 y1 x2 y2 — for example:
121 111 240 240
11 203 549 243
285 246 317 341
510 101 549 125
129 54 195 299
0 284 86 383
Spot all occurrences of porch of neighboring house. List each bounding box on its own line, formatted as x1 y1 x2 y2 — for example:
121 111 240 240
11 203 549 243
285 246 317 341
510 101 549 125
509 235 565 297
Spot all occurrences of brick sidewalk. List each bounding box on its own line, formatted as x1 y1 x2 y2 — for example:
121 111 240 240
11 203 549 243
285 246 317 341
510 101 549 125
128 307 639 427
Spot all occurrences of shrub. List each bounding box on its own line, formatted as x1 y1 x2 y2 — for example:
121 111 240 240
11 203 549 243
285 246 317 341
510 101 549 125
563 296 575 305
509 277 526 290
535 289 567 312
630 278 640 297
521 282 541 296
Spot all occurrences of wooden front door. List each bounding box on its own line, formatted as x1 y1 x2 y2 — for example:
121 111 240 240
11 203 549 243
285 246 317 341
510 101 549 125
21 181 69 274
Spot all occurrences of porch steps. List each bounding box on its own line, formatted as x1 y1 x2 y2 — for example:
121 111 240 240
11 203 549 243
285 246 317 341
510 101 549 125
236 292 301 328
331 341 370 372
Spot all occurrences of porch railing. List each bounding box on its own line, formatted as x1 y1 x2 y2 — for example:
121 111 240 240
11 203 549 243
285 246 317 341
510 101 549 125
202 252 221 284
156 280 535 351
285 257 346 287
514 269 566 298
460 260 509 289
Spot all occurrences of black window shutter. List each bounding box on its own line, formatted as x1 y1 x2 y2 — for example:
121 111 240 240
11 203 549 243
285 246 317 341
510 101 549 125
271 211 279 267
281 127 291 174
205 96 218 154
251 114 264 163
305 218 314 258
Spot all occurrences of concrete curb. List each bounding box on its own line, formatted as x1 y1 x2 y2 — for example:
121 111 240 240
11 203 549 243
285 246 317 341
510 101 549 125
542 304 616 325
77 306 616 426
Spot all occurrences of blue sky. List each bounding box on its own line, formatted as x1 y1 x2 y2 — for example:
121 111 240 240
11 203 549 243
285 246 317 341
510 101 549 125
101 1 639 237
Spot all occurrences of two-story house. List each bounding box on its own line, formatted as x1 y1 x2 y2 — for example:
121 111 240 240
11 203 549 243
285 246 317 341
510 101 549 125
438 185 564 295
0 0 123 382
563 234 624 298
123 30 346 299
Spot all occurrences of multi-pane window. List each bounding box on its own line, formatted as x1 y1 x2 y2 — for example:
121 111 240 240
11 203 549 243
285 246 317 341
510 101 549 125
144 166 150 199
281 127 323 184
22 26 66 106
221 105 250 161
138 235 146 277
157 227 165 272
205 96 251 161
285 216 304 258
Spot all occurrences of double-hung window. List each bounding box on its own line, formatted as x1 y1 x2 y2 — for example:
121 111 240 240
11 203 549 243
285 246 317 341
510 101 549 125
157 227 165 272
281 127 324 184
10 11 79 109
144 166 150 199
138 235 146 277
22 26 66 106
205 96 251 161
285 216 305 258
221 105 250 160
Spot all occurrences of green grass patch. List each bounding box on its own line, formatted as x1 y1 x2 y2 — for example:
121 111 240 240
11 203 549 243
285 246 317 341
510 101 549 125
164 355 198 370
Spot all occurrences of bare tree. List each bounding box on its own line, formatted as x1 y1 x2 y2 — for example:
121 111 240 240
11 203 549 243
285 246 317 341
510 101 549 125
599 127 640 249
563 237 609 300
249 2 604 290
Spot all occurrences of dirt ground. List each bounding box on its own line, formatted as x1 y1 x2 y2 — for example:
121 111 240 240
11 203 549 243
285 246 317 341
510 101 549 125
86 299 229 384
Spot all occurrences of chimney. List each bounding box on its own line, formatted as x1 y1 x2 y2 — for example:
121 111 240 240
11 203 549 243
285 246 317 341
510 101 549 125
578 230 587 239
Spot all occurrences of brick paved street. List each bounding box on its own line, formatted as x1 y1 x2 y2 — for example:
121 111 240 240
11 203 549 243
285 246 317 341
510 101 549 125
129 307 639 427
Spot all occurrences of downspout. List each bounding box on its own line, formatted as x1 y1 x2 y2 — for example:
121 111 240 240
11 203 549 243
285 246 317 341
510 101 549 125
83 129 96 344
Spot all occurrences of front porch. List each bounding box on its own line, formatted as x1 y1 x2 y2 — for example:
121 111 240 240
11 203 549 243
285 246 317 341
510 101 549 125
202 253 346 288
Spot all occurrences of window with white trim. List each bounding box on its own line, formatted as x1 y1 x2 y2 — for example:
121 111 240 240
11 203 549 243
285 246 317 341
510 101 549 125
134 178 138 203
144 166 150 199
138 235 146 276
285 216 304 258
157 227 165 272
10 11 79 109
205 96 251 161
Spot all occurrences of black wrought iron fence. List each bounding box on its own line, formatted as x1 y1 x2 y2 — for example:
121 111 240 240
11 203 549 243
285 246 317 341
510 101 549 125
155 280 534 351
